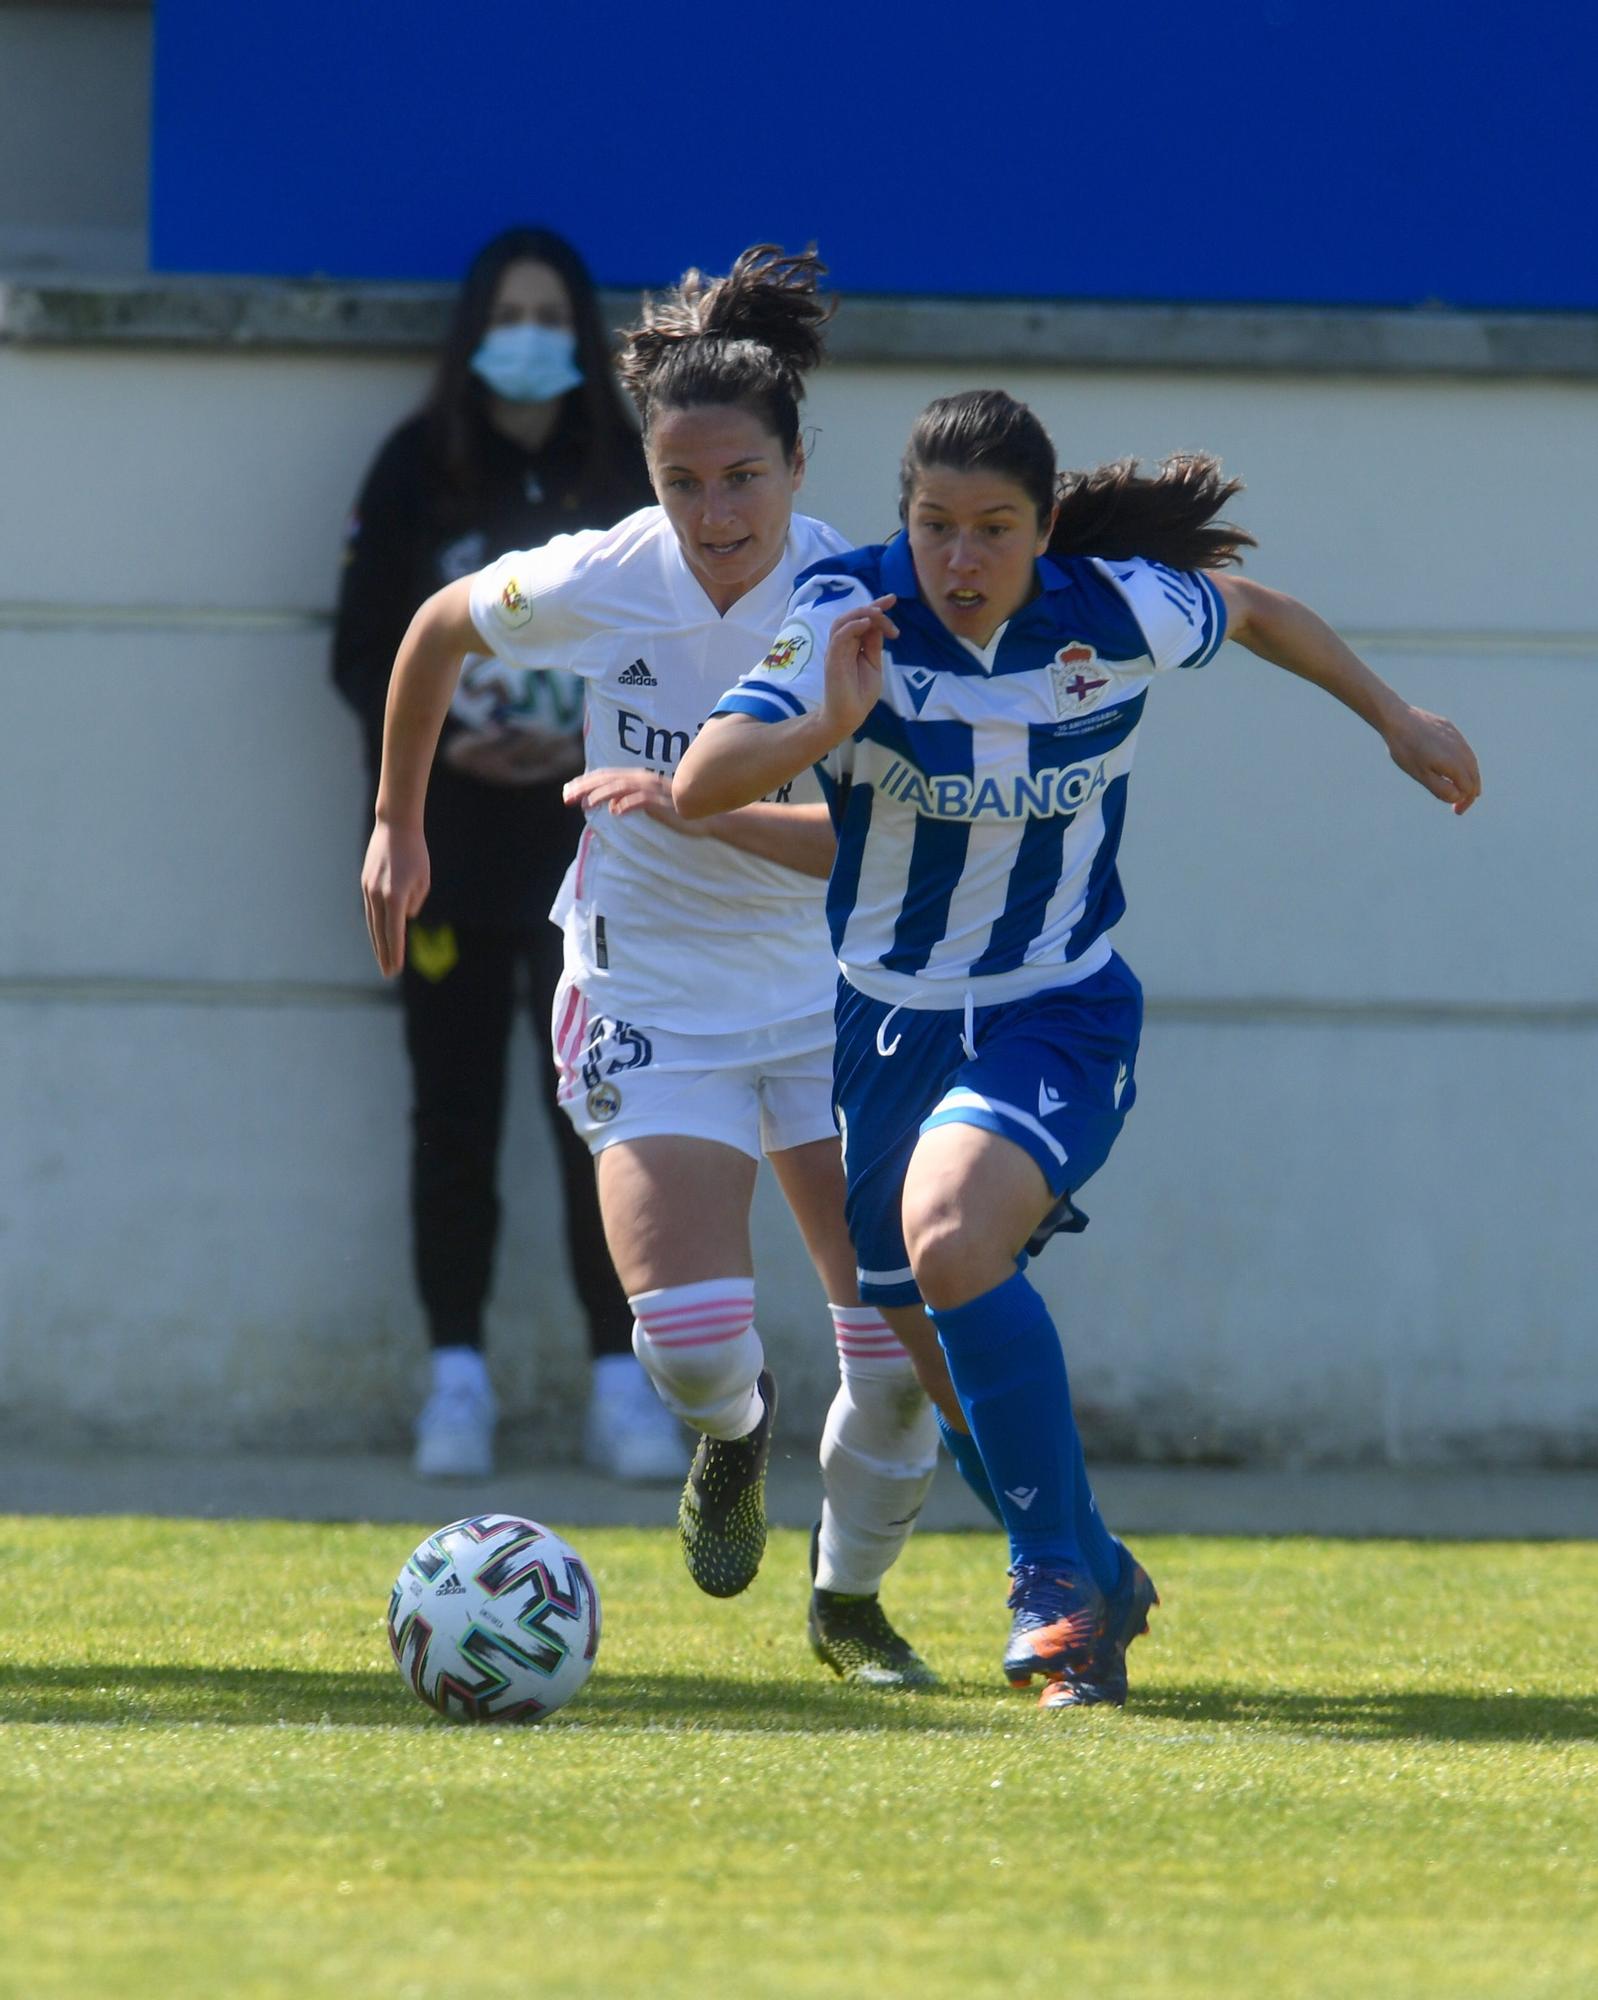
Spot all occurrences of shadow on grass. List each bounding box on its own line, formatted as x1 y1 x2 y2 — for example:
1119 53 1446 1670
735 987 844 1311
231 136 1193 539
1134 1681 1598 1741
0 1663 415 1727
0 1663 990 1733
5 1664 1593 1741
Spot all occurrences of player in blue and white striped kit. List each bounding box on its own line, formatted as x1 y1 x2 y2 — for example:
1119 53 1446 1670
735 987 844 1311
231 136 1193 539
675 389 1481 1711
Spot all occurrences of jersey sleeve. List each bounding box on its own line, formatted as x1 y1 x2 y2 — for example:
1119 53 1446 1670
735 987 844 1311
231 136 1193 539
468 531 610 674
711 570 875 723
1089 557 1228 673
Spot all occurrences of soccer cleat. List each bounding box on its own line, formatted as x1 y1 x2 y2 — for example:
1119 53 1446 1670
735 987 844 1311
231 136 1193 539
1001 1561 1107 1688
677 1371 778 1598
1035 1541 1159 1710
806 1522 940 1690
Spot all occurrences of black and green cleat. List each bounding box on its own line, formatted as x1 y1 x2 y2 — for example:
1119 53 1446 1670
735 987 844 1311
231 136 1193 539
678 1371 778 1598
807 1521 941 1690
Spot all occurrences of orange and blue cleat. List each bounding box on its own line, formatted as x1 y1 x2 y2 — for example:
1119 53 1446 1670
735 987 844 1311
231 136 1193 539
1002 1561 1108 1688
1036 1541 1158 1711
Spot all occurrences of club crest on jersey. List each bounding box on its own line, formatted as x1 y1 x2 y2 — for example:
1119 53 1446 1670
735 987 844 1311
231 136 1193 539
586 1081 622 1123
496 575 534 628
758 621 814 680
1050 643 1109 716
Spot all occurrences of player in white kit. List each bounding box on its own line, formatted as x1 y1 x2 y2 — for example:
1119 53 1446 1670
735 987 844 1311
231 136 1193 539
362 248 944 1687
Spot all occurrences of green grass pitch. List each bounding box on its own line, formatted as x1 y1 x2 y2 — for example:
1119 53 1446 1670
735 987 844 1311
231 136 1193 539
1 1517 1594 1999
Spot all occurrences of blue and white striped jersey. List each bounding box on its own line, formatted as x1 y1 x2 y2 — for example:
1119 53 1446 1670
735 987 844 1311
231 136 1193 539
712 535 1227 1008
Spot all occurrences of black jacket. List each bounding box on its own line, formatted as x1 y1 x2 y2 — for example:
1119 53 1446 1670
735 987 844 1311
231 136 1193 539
332 412 650 928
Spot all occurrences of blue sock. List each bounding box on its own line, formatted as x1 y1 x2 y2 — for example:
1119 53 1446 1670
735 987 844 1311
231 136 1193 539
934 1406 1003 1524
932 1270 1120 1590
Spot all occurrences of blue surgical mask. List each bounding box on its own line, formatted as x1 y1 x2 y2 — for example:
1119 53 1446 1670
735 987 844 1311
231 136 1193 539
469 323 583 404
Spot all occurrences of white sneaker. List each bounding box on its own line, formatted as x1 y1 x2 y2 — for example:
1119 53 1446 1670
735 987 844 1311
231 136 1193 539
583 1356 689 1483
413 1371 496 1479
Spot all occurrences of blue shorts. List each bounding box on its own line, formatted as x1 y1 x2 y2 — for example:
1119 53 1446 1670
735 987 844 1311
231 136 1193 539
833 957 1143 1308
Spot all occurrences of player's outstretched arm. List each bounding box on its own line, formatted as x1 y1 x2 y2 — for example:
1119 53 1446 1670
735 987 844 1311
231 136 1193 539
567 770 836 878
361 575 480 975
672 712 829 817
674 594 897 818
1210 575 1482 815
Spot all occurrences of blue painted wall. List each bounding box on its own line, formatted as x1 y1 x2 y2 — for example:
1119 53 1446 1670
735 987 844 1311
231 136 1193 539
150 0 1593 309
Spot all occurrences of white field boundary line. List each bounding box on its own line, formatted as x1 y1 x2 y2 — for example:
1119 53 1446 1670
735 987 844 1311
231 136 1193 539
0 976 1593 1029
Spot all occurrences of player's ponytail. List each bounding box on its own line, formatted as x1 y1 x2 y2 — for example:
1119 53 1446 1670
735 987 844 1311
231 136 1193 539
617 244 832 457
1048 453 1255 570
900 390 1255 571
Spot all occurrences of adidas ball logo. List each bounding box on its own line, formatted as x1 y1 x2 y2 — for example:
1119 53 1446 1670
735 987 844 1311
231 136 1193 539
618 657 656 686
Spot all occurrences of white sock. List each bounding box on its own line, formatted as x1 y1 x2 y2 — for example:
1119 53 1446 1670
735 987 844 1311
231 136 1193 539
817 1305 938 1596
629 1279 764 1440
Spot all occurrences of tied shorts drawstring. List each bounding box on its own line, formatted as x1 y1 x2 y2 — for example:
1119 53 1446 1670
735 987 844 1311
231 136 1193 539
874 992 979 1061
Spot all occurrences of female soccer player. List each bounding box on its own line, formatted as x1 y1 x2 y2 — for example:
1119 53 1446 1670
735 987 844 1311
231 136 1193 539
674 388 1482 1711
362 248 945 1688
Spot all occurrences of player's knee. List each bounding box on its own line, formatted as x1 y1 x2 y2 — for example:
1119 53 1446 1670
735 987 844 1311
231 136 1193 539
630 1278 762 1430
902 1198 984 1309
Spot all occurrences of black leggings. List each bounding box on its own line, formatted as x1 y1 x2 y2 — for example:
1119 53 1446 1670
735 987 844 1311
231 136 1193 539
401 918 632 1357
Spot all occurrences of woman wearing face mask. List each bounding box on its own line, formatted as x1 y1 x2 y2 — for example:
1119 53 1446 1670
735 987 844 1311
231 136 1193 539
332 225 674 1484
362 247 952 1692
676 388 1481 1712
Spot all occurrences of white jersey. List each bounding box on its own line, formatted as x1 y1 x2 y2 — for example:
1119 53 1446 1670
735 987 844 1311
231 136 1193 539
468 508 849 1039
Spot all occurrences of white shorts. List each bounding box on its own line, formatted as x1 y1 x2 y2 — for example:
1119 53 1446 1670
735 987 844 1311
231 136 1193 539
551 973 838 1160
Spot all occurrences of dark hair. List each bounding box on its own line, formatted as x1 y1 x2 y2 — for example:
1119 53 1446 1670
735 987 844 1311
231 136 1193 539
422 225 641 504
616 244 832 459
899 389 1256 570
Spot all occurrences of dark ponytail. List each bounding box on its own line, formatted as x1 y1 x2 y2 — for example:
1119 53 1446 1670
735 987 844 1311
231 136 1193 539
1049 453 1255 570
617 244 832 458
900 389 1255 570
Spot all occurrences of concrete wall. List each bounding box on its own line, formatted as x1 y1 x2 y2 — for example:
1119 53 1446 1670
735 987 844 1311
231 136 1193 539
1 338 1593 1465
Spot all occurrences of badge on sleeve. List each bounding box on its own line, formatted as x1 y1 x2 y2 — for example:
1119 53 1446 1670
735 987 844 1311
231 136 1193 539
495 574 534 629
758 620 815 680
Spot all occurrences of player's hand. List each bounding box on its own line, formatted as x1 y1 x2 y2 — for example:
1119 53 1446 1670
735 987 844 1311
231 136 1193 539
822 594 897 738
361 820 430 977
443 725 583 788
563 767 714 837
1382 706 1482 815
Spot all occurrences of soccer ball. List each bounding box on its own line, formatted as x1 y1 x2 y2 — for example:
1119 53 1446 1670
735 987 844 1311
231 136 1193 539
387 1514 601 1723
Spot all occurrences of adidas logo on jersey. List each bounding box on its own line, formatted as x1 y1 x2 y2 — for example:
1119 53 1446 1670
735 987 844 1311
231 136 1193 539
618 658 656 686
